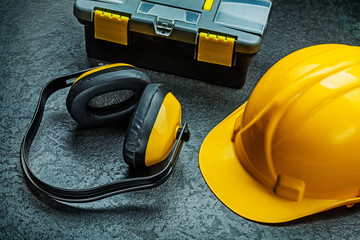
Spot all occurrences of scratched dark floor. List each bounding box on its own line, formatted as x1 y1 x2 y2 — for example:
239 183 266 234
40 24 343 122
1 0 360 239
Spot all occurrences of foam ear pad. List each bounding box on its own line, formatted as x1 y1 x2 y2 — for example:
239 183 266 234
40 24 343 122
123 84 169 169
66 65 151 127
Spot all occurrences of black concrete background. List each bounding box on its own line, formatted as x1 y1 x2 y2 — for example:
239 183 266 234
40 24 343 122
1 0 360 239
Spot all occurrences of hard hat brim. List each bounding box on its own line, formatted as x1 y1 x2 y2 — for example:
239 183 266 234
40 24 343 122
199 102 352 223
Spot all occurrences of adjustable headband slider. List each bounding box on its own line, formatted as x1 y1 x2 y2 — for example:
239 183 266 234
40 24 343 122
177 123 190 142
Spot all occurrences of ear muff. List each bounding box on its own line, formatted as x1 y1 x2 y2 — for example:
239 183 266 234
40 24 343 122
20 65 190 203
66 64 151 127
124 83 182 169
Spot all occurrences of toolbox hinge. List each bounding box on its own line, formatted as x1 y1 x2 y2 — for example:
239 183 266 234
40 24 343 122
197 32 235 67
94 9 129 45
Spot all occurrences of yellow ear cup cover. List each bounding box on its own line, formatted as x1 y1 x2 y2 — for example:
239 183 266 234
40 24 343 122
66 64 151 127
145 91 181 167
123 84 181 169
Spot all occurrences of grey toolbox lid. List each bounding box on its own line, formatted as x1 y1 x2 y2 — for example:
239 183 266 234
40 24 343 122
74 0 272 55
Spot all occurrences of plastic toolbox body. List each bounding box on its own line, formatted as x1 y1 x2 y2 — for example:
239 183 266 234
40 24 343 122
74 0 272 88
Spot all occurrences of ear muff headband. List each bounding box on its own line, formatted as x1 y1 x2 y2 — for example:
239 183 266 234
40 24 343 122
20 67 190 203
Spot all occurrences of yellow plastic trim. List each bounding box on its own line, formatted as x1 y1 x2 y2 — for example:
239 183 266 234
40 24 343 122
203 0 214 11
145 93 181 167
94 10 129 45
73 63 133 85
197 32 235 67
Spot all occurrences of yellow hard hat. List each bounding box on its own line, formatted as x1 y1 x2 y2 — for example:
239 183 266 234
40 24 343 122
199 44 360 223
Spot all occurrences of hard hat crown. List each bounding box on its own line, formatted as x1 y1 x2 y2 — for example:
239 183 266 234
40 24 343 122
234 44 360 201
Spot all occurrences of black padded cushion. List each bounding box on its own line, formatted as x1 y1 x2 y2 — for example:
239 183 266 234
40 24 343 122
123 83 169 169
66 65 151 127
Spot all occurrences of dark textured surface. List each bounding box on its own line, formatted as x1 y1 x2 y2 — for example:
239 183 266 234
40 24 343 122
1 0 360 239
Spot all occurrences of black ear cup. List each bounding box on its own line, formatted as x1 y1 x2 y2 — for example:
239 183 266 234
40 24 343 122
66 65 151 127
123 84 169 169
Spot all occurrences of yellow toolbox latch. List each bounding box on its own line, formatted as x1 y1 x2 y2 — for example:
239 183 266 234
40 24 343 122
203 0 215 11
197 32 235 67
94 9 129 45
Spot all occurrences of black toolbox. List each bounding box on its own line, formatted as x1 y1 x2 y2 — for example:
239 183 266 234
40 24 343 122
74 0 272 88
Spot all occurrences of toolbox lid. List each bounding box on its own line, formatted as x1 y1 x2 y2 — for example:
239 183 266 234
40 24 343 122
74 0 272 54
